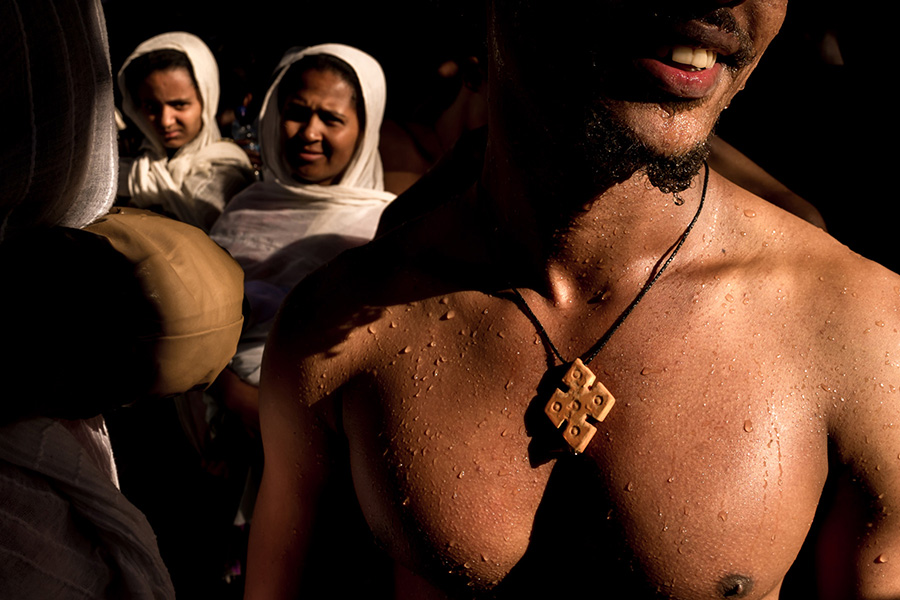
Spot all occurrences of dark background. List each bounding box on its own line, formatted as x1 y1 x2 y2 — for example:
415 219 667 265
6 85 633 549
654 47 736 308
103 0 897 272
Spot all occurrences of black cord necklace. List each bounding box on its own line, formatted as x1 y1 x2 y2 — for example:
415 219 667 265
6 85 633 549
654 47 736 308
512 162 709 453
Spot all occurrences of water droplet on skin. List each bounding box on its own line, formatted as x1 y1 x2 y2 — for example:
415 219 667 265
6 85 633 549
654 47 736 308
458 471 465 479
876 321 886 327
875 554 888 564
441 310 456 321
718 510 728 521
390 321 398 328
626 482 635 492
743 420 753 433
725 293 735 302
400 346 412 354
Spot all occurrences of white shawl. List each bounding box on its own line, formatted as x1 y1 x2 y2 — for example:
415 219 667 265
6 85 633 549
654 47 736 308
0 0 116 241
0 1 174 596
118 32 252 231
211 43 395 384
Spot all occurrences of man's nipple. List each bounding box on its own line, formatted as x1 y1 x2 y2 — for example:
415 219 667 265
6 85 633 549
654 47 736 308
718 574 753 598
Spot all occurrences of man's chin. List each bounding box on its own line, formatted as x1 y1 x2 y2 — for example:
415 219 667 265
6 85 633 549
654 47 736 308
578 101 712 195
643 142 711 194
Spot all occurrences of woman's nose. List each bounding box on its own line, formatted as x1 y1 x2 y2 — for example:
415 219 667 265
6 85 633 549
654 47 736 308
300 115 324 141
160 105 176 128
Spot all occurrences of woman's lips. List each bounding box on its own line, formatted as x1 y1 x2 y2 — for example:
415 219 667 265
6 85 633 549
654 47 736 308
298 151 324 162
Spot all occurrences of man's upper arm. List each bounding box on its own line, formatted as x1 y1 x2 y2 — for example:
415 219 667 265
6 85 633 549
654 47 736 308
244 302 337 600
823 278 900 598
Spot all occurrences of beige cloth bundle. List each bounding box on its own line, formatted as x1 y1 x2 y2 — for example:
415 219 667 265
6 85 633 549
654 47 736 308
85 207 244 397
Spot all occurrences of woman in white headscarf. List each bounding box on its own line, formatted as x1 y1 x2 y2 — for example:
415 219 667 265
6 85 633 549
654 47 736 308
118 32 255 231
210 43 395 391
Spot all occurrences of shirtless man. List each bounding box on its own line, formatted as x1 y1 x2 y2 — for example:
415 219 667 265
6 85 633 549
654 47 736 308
246 1 900 598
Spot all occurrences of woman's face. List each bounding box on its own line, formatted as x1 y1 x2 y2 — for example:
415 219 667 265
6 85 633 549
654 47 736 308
137 67 203 151
281 68 360 185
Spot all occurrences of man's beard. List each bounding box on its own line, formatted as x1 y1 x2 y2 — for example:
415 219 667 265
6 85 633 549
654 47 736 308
579 103 711 195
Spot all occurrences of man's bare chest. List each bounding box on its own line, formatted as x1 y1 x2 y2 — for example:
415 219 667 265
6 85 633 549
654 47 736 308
336 297 831 597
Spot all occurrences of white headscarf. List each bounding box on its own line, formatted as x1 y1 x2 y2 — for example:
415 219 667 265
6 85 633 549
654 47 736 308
118 32 252 229
257 43 394 197
211 43 395 384
0 0 116 242
212 43 395 268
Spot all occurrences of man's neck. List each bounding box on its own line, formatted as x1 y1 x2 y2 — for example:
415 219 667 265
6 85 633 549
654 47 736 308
480 139 711 307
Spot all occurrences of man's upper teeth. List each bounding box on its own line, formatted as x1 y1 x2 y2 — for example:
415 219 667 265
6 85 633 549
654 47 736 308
670 46 717 69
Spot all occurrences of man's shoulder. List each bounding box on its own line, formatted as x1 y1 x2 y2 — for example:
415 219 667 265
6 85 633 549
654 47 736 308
709 174 899 331
716 175 892 276
267 211 486 393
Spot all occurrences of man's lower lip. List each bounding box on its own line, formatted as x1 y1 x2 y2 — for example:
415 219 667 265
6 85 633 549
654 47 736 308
299 152 324 161
634 58 722 99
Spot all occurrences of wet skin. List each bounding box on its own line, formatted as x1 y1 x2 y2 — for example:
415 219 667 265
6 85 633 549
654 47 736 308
252 173 900 599
246 1 900 598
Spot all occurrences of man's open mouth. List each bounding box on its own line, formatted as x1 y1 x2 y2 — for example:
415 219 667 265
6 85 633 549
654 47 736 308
656 45 718 71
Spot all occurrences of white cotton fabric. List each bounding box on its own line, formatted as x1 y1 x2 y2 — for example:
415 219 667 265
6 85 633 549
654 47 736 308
211 43 395 384
0 1 174 596
0 417 174 599
118 32 252 231
0 0 117 242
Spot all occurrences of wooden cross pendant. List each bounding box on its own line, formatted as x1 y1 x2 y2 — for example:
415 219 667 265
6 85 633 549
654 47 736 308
544 358 616 453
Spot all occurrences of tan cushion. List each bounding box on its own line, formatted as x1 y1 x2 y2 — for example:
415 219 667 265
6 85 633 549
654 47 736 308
85 208 244 397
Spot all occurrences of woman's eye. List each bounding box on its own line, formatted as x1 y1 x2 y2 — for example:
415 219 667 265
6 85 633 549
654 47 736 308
284 105 311 122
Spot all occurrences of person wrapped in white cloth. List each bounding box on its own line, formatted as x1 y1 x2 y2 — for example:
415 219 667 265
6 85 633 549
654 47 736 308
0 2 245 597
117 32 255 232
211 44 395 397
